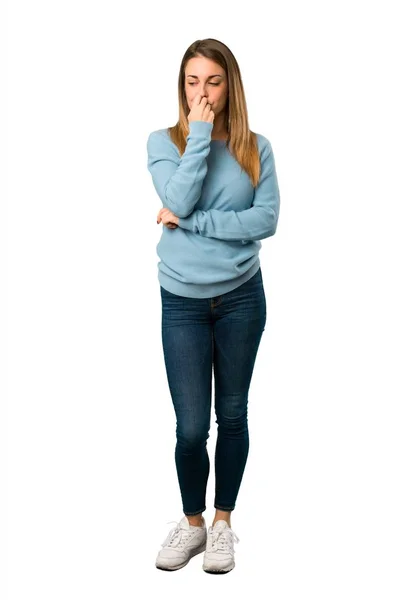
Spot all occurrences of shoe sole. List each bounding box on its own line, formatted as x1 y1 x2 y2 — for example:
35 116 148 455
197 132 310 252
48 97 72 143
155 541 207 571
203 564 235 574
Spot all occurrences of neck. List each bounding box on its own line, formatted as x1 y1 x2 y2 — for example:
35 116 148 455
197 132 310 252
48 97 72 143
211 112 228 139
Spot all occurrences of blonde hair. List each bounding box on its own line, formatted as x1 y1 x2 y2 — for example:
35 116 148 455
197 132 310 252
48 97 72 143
168 38 261 187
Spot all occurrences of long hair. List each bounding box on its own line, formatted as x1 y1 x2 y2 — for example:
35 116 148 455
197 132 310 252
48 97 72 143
168 38 261 187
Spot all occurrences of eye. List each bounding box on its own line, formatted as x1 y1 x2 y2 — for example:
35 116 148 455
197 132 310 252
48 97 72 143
187 82 220 86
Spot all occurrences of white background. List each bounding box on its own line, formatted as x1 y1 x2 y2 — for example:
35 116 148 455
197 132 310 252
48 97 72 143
3 0 400 598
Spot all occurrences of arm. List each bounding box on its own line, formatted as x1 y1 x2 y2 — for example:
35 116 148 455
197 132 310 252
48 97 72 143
146 120 213 218
178 139 280 241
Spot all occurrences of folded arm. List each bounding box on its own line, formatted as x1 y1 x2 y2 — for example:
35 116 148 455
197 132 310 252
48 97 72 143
178 140 280 242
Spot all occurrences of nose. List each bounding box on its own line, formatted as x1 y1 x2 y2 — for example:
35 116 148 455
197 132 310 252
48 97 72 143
198 85 208 98
189 91 209 105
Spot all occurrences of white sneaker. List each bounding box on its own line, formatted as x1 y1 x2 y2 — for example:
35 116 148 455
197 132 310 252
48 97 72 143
155 515 207 571
203 520 240 574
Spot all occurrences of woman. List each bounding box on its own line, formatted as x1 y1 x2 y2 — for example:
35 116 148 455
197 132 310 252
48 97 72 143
146 38 280 574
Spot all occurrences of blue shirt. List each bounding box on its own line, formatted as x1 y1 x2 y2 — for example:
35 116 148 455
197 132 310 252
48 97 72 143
147 120 280 298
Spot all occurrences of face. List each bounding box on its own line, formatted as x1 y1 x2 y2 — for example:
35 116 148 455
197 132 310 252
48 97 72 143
184 56 228 117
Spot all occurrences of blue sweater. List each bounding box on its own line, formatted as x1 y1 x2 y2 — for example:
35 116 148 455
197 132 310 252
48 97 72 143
146 120 280 298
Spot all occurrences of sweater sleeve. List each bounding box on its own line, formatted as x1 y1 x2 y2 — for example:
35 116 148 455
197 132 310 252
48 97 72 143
178 139 280 241
146 120 213 218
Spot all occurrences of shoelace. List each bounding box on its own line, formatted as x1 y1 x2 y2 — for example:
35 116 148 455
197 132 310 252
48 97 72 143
208 526 240 554
161 521 197 549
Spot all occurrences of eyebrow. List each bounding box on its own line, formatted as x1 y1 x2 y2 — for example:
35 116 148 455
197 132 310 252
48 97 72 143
186 74 223 79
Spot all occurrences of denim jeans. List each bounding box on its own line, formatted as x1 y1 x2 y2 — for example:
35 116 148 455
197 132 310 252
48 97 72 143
160 267 267 516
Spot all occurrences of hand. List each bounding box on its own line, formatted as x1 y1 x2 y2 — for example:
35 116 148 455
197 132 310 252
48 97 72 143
188 94 215 124
157 208 180 229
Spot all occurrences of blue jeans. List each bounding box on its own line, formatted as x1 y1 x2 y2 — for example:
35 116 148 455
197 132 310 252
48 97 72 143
160 267 267 516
